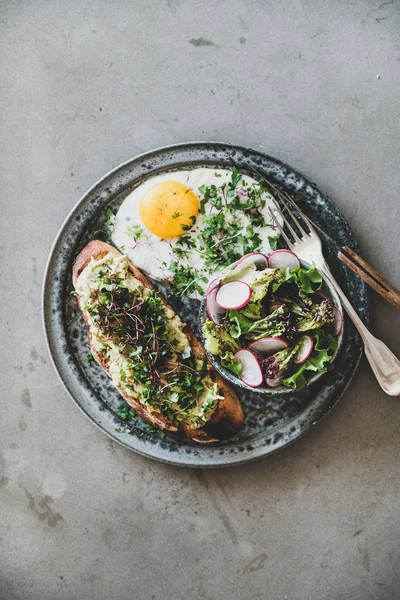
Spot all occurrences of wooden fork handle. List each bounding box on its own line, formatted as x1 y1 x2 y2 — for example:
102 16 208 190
338 245 400 311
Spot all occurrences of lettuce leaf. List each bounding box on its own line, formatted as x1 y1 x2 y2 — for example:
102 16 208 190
202 319 239 356
237 271 280 320
244 305 294 341
297 266 323 293
220 351 242 376
227 311 253 338
272 266 323 294
260 340 301 380
238 298 264 320
284 298 334 332
271 267 293 292
251 272 277 301
282 330 338 390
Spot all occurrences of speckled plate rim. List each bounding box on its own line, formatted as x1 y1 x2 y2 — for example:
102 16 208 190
42 141 368 468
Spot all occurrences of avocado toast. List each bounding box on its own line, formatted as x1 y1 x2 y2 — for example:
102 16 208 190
72 241 244 442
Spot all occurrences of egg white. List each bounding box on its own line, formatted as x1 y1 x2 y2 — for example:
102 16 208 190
112 167 279 296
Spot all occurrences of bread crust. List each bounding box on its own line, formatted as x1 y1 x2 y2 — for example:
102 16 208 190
72 240 244 442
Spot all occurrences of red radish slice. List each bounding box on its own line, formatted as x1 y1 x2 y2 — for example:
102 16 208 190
248 337 288 355
216 281 252 310
268 301 284 314
206 287 226 324
332 306 343 336
266 376 283 388
234 349 264 387
268 249 300 269
293 335 314 365
206 277 219 294
237 252 269 270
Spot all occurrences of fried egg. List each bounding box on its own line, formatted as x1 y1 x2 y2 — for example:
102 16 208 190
112 167 279 297
139 181 200 239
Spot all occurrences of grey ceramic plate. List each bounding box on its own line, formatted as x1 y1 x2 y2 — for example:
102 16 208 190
43 142 368 468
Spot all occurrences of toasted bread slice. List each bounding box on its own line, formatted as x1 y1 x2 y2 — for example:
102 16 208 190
72 240 244 442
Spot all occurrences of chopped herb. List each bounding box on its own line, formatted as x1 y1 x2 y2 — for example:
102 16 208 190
175 235 196 249
169 392 180 404
268 234 281 250
168 261 208 297
144 426 166 439
230 167 240 189
91 229 108 241
85 353 94 364
105 208 116 232
204 397 215 411
197 184 222 213
172 212 183 219
115 427 133 434
186 174 269 271
117 403 137 421
126 224 144 239
145 425 157 434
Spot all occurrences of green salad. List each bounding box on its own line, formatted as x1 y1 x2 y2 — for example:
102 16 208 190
202 257 341 391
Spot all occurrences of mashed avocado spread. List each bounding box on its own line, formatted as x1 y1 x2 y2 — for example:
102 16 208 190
76 252 221 428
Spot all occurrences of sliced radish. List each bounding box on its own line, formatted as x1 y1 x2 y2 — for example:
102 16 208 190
248 337 289 355
216 281 252 310
268 249 300 269
332 306 343 336
266 375 283 388
268 301 284 314
234 349 263 387
206 287 226 324
293 335 314 365
206 277 219 294
237 252 269 270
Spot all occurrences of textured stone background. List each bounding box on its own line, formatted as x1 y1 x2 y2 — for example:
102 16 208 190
1 1 400 599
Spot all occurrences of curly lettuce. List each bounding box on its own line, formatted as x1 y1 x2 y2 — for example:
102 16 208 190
227 311 253 338
282 331 338 390
280 296 334 332
244 305 296 341
202 320 242 376
236 271 280 320
260 341 301 380
272 266 323 294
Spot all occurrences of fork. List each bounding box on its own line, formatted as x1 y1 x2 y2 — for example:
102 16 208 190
267 187 400 397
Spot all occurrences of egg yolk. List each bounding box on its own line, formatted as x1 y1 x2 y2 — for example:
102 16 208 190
139 181 200 239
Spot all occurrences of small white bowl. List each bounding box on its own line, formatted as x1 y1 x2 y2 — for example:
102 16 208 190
199 259 343 394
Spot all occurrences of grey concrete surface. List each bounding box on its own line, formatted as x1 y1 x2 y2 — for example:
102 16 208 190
1 1 400 599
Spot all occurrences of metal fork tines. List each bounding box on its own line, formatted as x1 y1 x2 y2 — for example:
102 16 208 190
268 189 324 266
